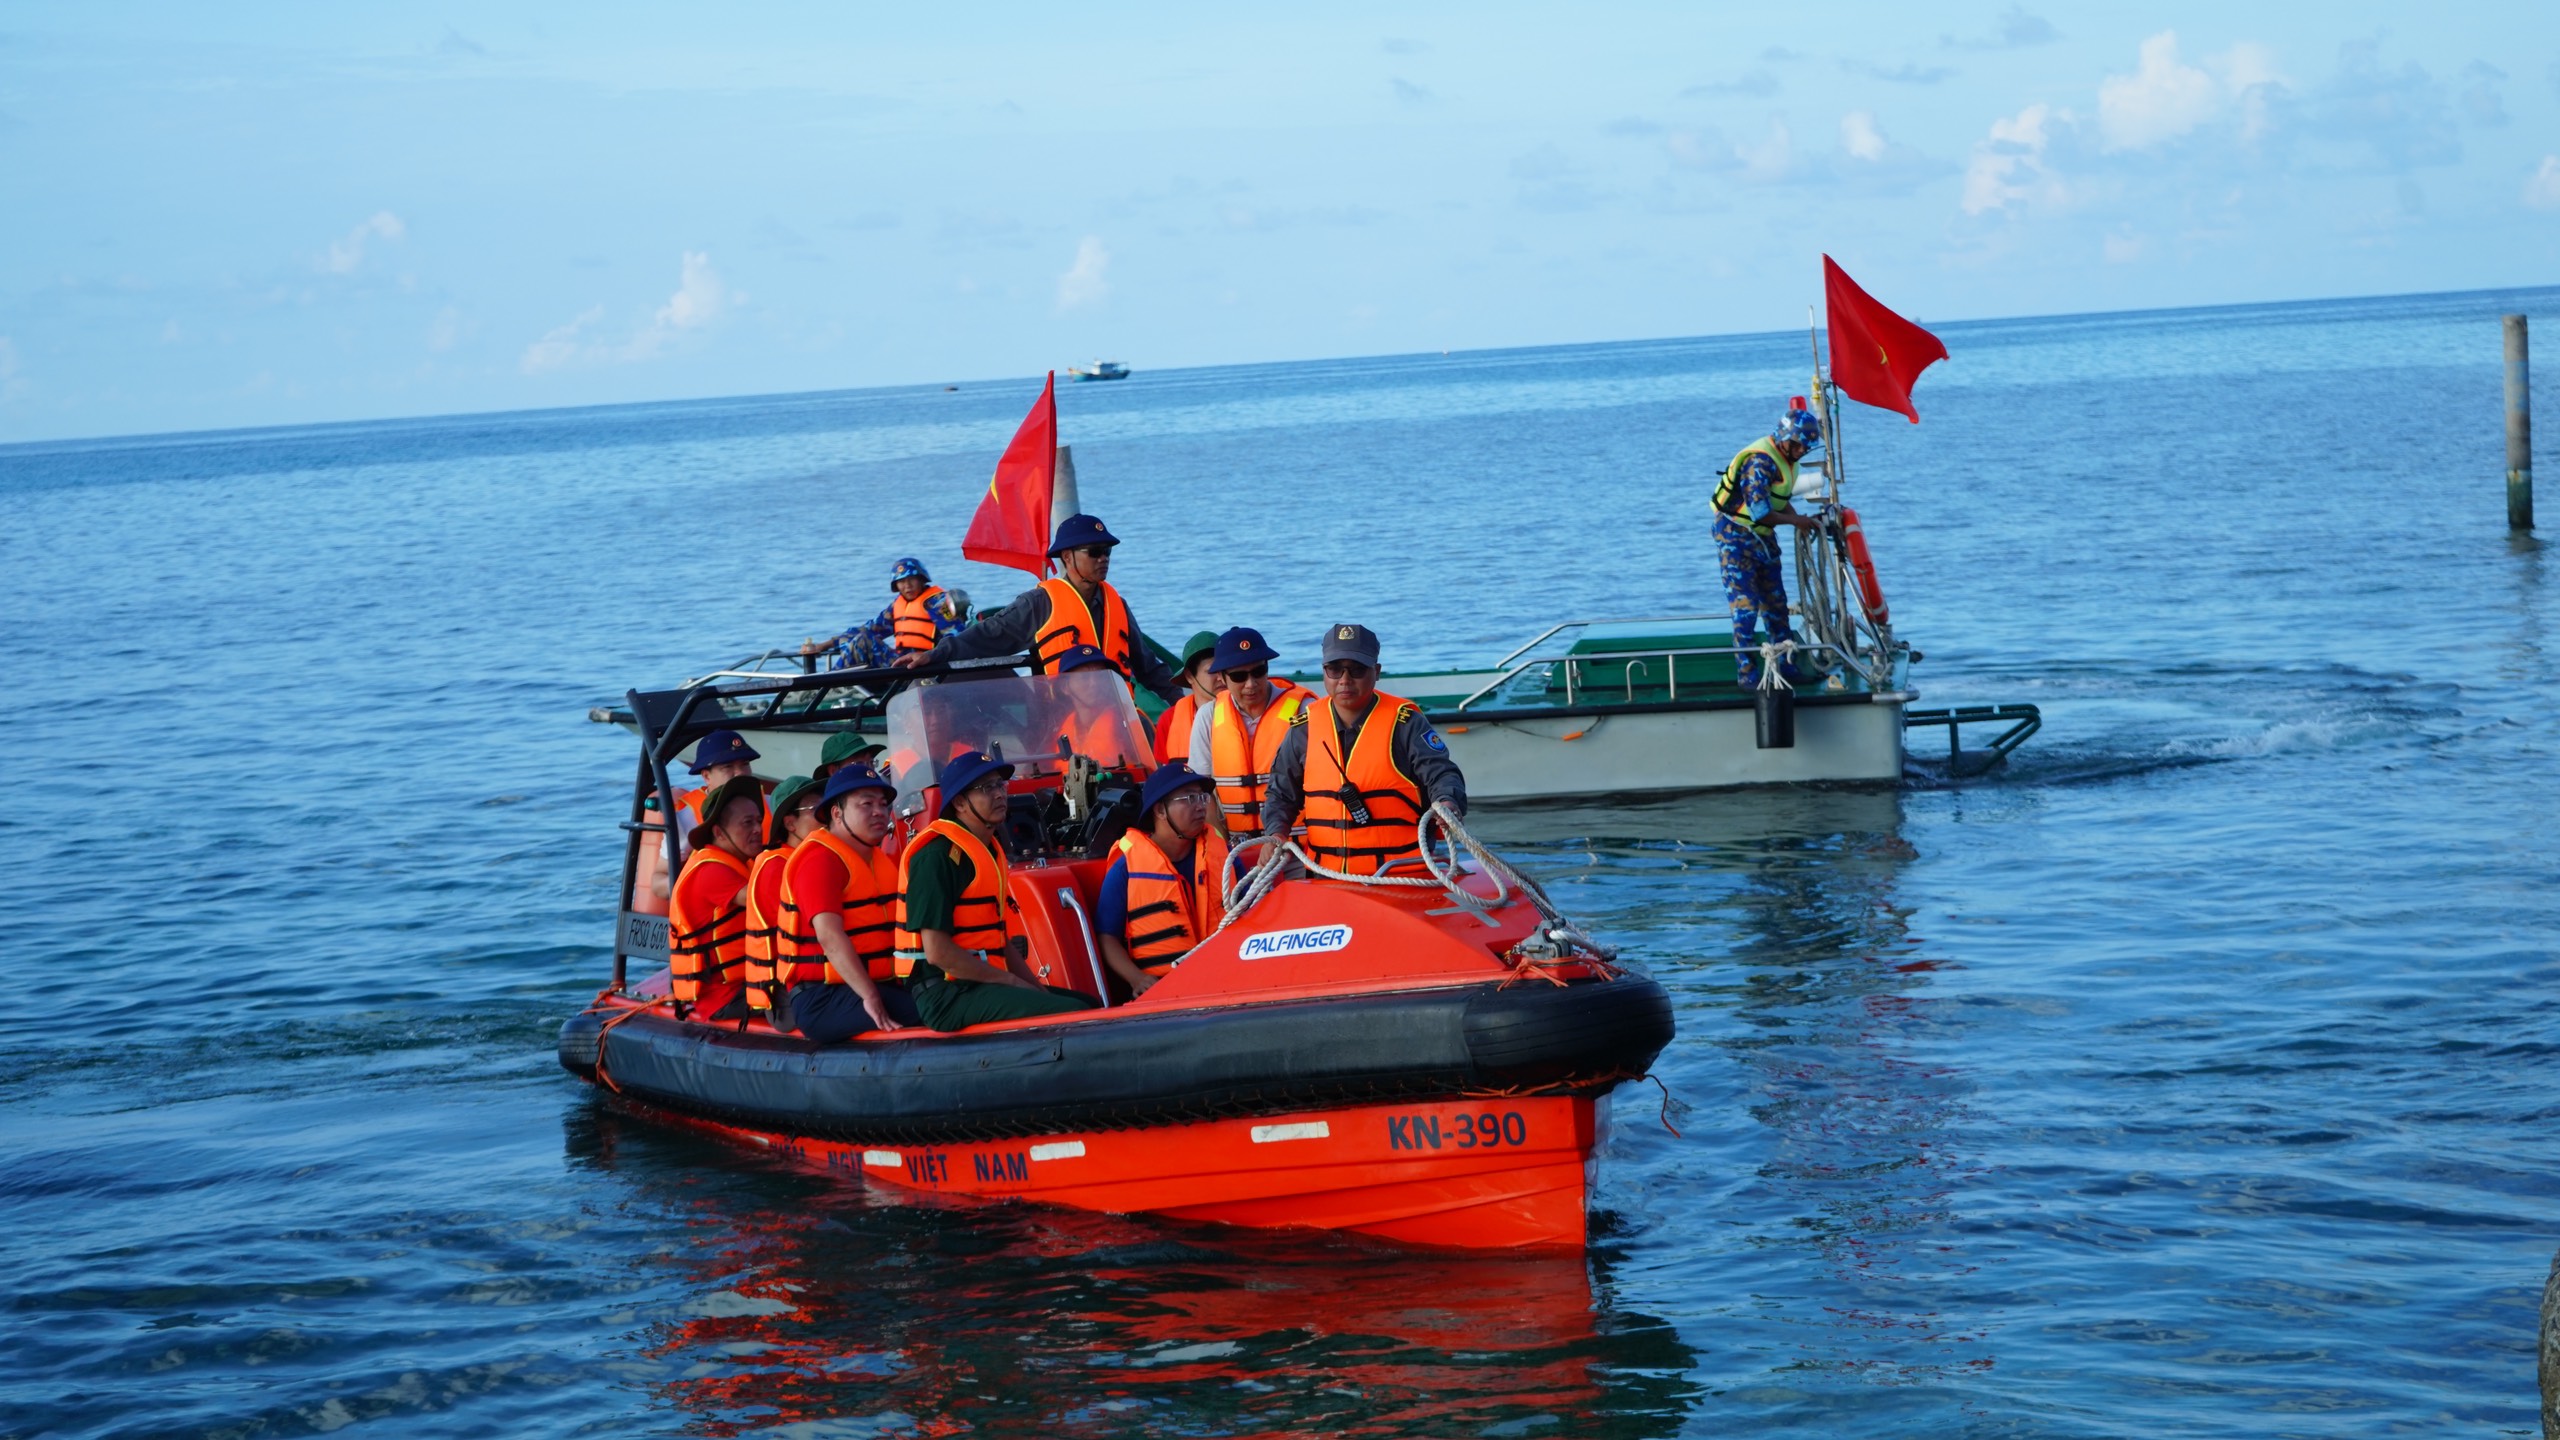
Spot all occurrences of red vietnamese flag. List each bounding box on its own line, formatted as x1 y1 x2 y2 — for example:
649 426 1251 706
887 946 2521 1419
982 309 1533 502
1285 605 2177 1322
1823 255 1947 423
962 371 1058 577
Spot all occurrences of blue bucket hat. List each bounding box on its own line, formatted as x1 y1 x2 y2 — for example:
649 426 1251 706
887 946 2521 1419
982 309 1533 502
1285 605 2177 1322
937 748 1015 801
686 729 761 773
1047 513 1121 557
890 556 929 586
1138 761 1214 818
1053 642 1124 675
816 762 893 813
1210 626 1276 675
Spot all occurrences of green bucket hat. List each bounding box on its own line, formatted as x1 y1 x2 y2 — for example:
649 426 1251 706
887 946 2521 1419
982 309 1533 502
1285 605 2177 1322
1180 630 1220 669
818 730 887 774
689 775 768 850
763 773 819 849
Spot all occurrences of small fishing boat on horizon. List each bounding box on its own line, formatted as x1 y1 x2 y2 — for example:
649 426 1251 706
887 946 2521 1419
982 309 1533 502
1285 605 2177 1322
1067 359 1129 382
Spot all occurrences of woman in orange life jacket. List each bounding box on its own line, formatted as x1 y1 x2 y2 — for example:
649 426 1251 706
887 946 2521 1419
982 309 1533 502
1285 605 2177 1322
1153 630 1224 765
667 776 766 1020
893 749 1097 1031
739 773 820 1017
1258 623 1468 877
890 514 1187 706
1186 626 1310 839
1097 763 1230 998
656 728 761 899
770 764 915 1042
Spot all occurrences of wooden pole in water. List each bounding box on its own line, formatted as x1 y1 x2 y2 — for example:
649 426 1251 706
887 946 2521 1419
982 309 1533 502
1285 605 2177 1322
2506 315 2534 531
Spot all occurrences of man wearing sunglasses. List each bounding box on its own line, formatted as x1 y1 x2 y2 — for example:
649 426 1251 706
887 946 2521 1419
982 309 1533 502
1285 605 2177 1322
1258 624 1466 876
893 513 1186 704
1185 626 1309 838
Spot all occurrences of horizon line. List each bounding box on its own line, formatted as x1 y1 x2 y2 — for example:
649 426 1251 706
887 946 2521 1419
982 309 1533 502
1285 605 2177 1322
4 278 2553 455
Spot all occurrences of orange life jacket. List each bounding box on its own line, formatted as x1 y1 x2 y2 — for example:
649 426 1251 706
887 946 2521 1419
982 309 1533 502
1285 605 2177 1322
1030 576 1135 677
1208 680 1308 834
1114 826 1230 975
891 585 948 651
893 819 1016 977
739 846 791 1012
1298 692 1426 877
774 828 902 986
667 846 752 1003
1154 691 1201 765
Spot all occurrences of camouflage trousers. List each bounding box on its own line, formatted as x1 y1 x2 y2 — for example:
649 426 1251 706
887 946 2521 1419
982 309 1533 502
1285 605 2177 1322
1713 518 1793 686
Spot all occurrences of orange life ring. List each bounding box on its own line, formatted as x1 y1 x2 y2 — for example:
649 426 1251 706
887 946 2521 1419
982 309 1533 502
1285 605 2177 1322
1838 507 1890 627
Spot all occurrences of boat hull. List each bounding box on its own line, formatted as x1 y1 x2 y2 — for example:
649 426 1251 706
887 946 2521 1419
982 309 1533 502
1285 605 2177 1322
613 1091 1603 1249
1438 694 1906 799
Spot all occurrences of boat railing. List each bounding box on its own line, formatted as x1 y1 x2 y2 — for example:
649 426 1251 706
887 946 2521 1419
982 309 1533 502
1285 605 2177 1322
1454 628 1870 712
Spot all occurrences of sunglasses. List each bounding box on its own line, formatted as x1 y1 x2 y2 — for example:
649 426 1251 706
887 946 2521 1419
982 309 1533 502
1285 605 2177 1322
1323 661 1375 678
1224 665 1269 682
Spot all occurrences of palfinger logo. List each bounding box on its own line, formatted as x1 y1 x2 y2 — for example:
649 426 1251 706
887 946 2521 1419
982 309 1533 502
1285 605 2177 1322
1237 924 1354 960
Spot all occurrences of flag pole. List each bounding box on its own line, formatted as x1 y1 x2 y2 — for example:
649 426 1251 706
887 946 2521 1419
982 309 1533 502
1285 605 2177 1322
1807 305 1843 505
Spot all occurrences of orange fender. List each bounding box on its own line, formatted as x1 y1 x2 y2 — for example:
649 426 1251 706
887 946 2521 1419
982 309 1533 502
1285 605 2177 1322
1838 507 1890 627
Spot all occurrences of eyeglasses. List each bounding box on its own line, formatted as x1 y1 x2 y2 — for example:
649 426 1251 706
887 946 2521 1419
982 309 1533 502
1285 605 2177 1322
1224 665 1269 682
1323 661 1375 678
1165 789 1213 807
963 777 1009 799
785 803 817 818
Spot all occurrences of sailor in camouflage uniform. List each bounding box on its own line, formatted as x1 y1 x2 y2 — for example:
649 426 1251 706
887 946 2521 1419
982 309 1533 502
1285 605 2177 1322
1710 406 1827 688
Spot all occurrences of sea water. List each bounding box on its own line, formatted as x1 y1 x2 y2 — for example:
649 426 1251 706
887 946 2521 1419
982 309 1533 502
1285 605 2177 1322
3 286 2555 1437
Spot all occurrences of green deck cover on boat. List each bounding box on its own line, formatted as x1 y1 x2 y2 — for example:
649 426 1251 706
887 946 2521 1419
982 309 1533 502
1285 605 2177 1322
1549 626 1741 699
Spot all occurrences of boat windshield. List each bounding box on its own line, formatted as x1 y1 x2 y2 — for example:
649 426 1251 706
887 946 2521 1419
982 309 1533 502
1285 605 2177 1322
883 671 1156 810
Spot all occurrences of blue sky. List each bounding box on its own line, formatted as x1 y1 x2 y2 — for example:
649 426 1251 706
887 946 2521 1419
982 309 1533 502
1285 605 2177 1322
1 2 2555 442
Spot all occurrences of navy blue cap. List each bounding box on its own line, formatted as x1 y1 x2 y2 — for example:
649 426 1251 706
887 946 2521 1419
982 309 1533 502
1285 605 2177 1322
1210 626 1276 674
1046 513 1121 556
686 729 761 773
1053 642 1124 675
816 762 893 811
890 556 929 585
1138 761 1214 818
1318 623 1381 667
937 748 1015 800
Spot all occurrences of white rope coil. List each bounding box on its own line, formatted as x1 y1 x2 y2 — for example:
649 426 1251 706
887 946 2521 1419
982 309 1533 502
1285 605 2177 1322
1213 802 1616 962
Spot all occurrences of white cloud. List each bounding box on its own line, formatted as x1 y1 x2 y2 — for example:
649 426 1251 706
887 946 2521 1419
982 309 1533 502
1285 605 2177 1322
1842 110 1888 162
1737 119 1793 181
519 252 736 374
427 305 466 353
2527 156 2560 210
520 305 603 374
642 251 729 344
324 211 405 274
1963 102 2061 213
2099 33 2221 151
1056 236 1111 310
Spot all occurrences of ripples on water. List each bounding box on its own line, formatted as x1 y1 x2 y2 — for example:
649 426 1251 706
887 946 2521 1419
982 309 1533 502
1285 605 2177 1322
2 287 2555 1436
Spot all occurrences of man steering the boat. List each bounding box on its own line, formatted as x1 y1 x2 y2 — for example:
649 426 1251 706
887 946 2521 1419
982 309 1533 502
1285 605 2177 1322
1712 405 1828 689
894 749 1098 1029
891 514 1186 703
1258 624 1466 877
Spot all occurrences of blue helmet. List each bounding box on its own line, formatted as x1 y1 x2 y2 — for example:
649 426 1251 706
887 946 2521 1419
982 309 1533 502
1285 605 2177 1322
889 556 929 586
1773 407 1823 450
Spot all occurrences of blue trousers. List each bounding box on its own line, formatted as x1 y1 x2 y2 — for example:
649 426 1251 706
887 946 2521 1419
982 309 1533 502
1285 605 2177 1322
1714 520 1793 684
777 980 920 1043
